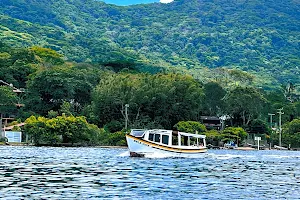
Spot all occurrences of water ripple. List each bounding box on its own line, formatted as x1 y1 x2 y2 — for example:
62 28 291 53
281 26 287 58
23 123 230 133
0 147 299 199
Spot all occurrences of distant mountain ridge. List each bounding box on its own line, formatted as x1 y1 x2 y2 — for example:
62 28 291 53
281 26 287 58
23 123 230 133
0 0 299 86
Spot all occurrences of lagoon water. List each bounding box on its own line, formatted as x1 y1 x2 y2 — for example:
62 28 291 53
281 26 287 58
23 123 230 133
0 147 299 199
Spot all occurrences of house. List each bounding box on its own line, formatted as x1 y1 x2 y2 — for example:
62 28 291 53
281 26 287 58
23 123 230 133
0 80 25 140
200 116 222 130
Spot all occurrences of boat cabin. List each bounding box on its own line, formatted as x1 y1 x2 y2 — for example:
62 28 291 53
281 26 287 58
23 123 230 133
130 129 206 147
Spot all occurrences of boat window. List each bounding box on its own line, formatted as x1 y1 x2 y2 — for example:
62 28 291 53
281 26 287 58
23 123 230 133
190 137 197 146
131 130 145 137
162 135 169 145
154 134 160 143
149 133 154 141
181 136 188 146
172 135 178 146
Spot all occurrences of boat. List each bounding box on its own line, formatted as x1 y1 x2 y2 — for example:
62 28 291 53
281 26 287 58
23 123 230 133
274 145 288 150
126 129 207 157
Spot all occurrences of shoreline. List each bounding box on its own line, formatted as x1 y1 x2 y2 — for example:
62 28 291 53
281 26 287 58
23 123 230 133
0 142 127 148
1 142 299 150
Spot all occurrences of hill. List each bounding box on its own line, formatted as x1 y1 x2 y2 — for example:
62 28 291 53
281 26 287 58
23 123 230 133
100 0 160 6
0 0 299 87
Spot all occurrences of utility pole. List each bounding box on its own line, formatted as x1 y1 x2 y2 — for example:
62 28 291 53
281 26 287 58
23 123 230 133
268 113 275 128
277 108 284 147
0 113 3 138
125 104 129 129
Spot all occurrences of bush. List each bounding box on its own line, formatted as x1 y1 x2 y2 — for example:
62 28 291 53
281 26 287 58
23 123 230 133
221 127 248 145
282 119 300 148
104 120 124 133
98 130 127 146
174 121 207 134
0 136 7 142
24 115 101 145
205 130 222 146
47 110 58 118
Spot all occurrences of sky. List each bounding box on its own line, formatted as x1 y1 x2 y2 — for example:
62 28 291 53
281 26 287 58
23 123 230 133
100 0 174 6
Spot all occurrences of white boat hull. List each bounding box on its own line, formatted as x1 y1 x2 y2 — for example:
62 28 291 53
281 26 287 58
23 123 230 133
126 134 207 157
274 145 288 150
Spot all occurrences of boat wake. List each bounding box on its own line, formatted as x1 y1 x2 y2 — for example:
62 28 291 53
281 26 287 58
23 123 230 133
262 155 300 159
118 151 130 157
118 150 300 161
118 150 209 159
206 153 255 160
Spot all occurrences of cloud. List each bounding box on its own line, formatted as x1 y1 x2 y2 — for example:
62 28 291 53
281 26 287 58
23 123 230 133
160 0 174 3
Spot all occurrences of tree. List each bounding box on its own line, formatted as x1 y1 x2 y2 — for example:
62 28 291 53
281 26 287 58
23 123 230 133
221 127 248 146
228 69 254 86
29 46 64 66
24 116 49 145
224 87 267 126
204 130 222 146
26 66 100 114
282 119 300 148
24 115 101 145
91 72 204 129
203 82 226 116
0 46 37 88
26 68 76 114
173 121 207 133
0 86 18 114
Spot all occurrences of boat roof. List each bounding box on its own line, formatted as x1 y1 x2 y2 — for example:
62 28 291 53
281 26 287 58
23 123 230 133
178 131 206 139
130 129 206 139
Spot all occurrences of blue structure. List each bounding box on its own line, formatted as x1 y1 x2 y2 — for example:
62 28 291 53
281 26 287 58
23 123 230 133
5 131 22 143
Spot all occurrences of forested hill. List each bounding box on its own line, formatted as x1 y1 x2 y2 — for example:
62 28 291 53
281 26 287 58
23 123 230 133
1 0 300 85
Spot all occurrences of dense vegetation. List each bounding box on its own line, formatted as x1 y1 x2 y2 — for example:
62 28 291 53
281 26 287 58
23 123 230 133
0 0 300 147
1 43 300 147
1 0 300 90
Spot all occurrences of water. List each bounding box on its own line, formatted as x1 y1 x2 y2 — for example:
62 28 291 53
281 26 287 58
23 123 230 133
0 147 299 199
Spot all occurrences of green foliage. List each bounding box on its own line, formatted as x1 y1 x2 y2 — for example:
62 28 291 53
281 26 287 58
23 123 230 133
221 127 248 145
12 126 21 131
204 130 222 146
104 120 124 133
205 127 248 146
203 82 226 116
174 121 207 133
29 46 64 66
0 44 37 88
0 86 18 114
0 136 7 142
60 101 73 116
224 86 267 126
98 131 127 146
26 65 101 114
24 115 101 145
92 72 204 129
6 120 22 131
0 0 299 87
282 119 300 148
247 119 271 135
47 110 58 118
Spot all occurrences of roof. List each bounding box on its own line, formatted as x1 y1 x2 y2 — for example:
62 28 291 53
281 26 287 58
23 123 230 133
146 129 206 139
0 80 25 93
179 132 206 139
200 116 220 120
3 123 26 131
